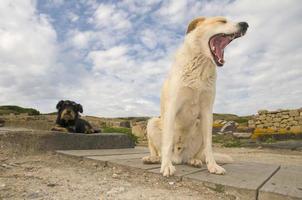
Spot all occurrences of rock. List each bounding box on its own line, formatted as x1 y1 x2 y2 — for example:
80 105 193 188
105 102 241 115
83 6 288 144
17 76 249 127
212 127 222 134
0 118 4 127
248 120 254 124
219 121 237 134
233 132 252 138
112 173 119 178
119 121 131 128
131 121 147 138
289 110 299 117
47 183 57 187
259 115 266 120
295 116 302 121
273 118 281 122
258 110 268 114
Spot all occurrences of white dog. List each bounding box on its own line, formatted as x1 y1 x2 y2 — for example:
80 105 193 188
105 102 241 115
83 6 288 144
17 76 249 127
142 17 248 177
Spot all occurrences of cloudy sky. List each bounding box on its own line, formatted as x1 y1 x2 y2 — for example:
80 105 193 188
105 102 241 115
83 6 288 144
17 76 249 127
0 0 301 117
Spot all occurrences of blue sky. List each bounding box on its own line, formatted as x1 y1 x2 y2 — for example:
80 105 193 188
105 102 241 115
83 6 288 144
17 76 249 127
0 0 301 117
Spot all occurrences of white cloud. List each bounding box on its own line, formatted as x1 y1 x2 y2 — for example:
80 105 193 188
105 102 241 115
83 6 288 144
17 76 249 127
0 1 60 110
67 11 79 22
67 30 92 49
0 0 301 117
140 29 158 49
212 0 302 114
156 0 188 24
91 3 131 31
88 45 130 71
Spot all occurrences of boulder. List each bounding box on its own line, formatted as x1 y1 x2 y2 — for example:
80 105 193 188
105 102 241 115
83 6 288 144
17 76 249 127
131 121 147 139
289 110 299 117
219 121 237 134
0 118 4 127
119 121 131 128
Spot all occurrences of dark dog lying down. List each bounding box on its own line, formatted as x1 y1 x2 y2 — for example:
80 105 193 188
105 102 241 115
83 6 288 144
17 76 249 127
51 100 99 134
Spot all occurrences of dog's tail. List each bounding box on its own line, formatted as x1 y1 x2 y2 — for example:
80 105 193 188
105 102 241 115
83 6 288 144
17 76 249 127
146 117 162 156
214 153 234 164
147 117 162 138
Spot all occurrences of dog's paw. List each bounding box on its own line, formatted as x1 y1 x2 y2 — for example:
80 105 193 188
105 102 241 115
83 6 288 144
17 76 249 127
207 163 226 175
187 159 203 168
142 156 160 164
51 126 69 133
160 162 176 177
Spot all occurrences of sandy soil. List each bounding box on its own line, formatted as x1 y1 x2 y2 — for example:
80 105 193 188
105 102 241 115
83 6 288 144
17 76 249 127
216 146 302 166
0 147 301 200
0 149 233 200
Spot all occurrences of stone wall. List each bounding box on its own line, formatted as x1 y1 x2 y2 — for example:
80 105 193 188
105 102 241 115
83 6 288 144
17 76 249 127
248 108 302 134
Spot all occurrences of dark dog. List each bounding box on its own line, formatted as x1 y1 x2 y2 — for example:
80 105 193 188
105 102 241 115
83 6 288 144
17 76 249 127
51 100 99 134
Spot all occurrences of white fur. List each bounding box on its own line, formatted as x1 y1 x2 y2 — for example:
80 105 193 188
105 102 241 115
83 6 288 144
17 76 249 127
143 17 241 177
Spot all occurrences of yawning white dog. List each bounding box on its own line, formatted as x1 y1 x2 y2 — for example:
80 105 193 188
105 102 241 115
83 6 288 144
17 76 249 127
142 17 248 177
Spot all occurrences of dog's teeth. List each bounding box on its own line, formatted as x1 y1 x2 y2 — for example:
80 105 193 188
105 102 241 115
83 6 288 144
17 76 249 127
212 46 215 51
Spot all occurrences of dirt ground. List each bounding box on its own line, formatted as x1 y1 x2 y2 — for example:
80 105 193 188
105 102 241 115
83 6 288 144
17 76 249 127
0 147 301 200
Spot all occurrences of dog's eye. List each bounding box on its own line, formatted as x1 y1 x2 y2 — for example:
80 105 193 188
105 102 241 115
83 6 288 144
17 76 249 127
218 20 227 24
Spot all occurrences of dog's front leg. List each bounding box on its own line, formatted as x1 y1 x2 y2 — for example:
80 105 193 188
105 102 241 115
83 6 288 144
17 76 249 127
201 108 226 175
51 125 69 133
160 106 176 177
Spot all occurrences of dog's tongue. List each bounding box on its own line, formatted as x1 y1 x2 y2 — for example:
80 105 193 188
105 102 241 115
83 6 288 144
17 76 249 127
210 35 233 65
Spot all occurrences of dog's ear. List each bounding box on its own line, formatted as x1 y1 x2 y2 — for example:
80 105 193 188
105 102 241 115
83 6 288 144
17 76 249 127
56 100 65 110
186 17 206 34
77 104 83 113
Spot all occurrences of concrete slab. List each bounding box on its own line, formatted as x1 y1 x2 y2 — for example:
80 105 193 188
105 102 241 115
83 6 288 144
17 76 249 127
54 148 302 200
184 162 280 200
87 153 148 161
109 158 160 170
259 165 302 200
149 164 207 177
56 147 148 157
0 127 135 152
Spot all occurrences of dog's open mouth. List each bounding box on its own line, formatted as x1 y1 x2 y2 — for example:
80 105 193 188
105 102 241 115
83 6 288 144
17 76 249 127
209 31 245 66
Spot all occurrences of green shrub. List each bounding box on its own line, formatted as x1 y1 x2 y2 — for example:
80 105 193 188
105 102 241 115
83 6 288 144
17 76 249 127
213 134 243 147
0 105 40 115
102 127 138 144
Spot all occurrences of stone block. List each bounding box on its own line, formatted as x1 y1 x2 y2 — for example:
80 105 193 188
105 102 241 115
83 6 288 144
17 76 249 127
289 110 299 117
259 166 302 200
184 162 279 200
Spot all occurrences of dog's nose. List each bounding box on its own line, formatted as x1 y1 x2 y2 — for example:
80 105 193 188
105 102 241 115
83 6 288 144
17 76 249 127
238 22 249 32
